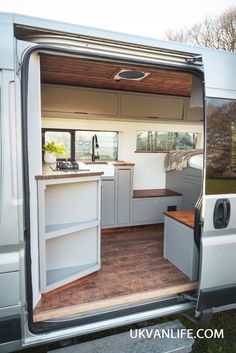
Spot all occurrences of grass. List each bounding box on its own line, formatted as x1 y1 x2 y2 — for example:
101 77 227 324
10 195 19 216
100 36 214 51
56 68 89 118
16 309 236 353
206 178 236 194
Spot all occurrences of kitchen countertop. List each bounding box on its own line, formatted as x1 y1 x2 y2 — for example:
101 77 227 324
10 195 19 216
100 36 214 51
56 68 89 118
111 161 135 166
83 161 135 167
35 165 103 180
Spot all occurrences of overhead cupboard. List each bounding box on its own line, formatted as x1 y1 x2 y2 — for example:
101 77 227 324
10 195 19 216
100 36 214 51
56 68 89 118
41 84 203 121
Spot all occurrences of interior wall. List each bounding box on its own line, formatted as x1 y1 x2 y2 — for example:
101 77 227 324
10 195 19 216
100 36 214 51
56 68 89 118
42 117 203 189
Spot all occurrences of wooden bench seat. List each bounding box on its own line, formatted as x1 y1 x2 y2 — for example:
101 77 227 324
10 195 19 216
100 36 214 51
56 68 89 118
133 188 182 199
163 210 195 229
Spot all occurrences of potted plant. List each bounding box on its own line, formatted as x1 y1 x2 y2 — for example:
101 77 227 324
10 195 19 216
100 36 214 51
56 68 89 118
42 141 67 164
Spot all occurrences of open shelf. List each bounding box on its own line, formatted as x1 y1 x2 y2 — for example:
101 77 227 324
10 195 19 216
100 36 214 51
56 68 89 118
45 219 99 240
37 175 101 293
46 262 99 287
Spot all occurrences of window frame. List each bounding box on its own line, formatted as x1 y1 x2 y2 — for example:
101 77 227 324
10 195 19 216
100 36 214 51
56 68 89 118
42 128 118 161
42 128 75 161
135 130 199 153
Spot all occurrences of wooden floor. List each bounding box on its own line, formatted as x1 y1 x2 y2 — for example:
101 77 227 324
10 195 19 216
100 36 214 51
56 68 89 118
34 225 197 322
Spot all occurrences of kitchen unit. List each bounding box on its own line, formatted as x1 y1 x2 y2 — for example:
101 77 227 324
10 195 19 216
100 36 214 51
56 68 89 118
101 162 134 228
99 163 182 228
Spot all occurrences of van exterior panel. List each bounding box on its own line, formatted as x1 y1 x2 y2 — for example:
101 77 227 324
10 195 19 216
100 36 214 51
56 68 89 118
0 315 21 344
0 272 20 308
197 283 236 312
0 14 14 70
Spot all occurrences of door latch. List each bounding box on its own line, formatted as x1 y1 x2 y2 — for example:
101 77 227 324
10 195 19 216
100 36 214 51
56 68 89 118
213 198 231 229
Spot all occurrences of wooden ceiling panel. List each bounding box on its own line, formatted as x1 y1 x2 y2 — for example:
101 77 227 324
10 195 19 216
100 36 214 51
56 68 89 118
40 54 192 97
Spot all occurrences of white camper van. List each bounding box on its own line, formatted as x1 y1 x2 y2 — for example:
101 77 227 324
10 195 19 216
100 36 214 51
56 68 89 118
0 12 236 353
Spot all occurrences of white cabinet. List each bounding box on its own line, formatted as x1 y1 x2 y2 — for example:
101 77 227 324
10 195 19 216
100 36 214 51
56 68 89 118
37 176 101 293
164 215 199 280
41 84 199 122
184 98 203 121
101 166 134 229
41 84 118 116
132 196 182 225
116 168 132 226
120 92 184 120
101 179 115 227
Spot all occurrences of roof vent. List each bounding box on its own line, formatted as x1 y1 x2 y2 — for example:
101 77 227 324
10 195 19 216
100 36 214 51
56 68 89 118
114 69 150 81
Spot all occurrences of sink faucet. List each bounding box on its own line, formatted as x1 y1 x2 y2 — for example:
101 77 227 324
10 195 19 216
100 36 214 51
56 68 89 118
91 134 100 162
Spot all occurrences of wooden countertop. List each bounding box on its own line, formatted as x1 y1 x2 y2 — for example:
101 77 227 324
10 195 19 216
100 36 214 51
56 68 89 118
163 210 195 229
111 162 135 166
133 189 182 198
35 165 103 180
83 161 135 167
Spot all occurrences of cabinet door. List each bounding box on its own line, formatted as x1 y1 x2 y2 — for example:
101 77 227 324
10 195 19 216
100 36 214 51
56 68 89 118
117 169 131 225
42 84 118 116
120 93 184 120
132 198 162 224
184 98 203 121
132 196 181 225
101 180 115 227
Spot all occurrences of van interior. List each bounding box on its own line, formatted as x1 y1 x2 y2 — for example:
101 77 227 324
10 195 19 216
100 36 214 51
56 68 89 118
27 52 204 323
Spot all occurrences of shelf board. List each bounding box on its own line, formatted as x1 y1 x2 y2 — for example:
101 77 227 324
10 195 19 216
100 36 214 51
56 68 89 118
45 219 99 239
46 262 99 289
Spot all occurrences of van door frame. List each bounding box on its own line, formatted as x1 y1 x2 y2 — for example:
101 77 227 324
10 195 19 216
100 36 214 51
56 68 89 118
21 44 204 334
196 96 236 317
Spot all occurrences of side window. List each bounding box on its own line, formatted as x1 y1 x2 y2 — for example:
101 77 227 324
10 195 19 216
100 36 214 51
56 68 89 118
42 129 118 161
44 131 71 159
205 98 236 194
136 130 199 152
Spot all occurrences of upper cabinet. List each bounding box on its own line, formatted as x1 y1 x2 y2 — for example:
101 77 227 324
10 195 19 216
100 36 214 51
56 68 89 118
41 84 203 122
120 93 184 120
41 84 118 117
184 98 203 121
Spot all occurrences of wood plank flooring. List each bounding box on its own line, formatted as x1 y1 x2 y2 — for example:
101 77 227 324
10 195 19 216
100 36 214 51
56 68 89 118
34 224 197 322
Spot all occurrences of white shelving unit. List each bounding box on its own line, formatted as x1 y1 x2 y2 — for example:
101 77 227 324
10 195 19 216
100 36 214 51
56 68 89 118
37 175 101 293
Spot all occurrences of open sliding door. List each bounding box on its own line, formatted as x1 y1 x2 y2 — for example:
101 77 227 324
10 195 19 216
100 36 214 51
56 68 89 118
197 50 236 316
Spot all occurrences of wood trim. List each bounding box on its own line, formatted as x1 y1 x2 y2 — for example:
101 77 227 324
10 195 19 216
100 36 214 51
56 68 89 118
111 162 135 166
33 282 197 322
40 54 192 97
135 151 170 153
35 171 103 180
133 189 182 198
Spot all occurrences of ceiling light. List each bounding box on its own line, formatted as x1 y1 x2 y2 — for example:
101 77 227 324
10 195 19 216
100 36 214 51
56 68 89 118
114 69 150 81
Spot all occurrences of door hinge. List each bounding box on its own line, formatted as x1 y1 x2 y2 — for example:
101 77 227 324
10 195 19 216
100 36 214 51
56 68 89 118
16 56 22 76
186 55 202 64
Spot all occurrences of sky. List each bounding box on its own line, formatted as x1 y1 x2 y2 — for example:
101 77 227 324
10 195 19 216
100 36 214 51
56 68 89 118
0 0 235 39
